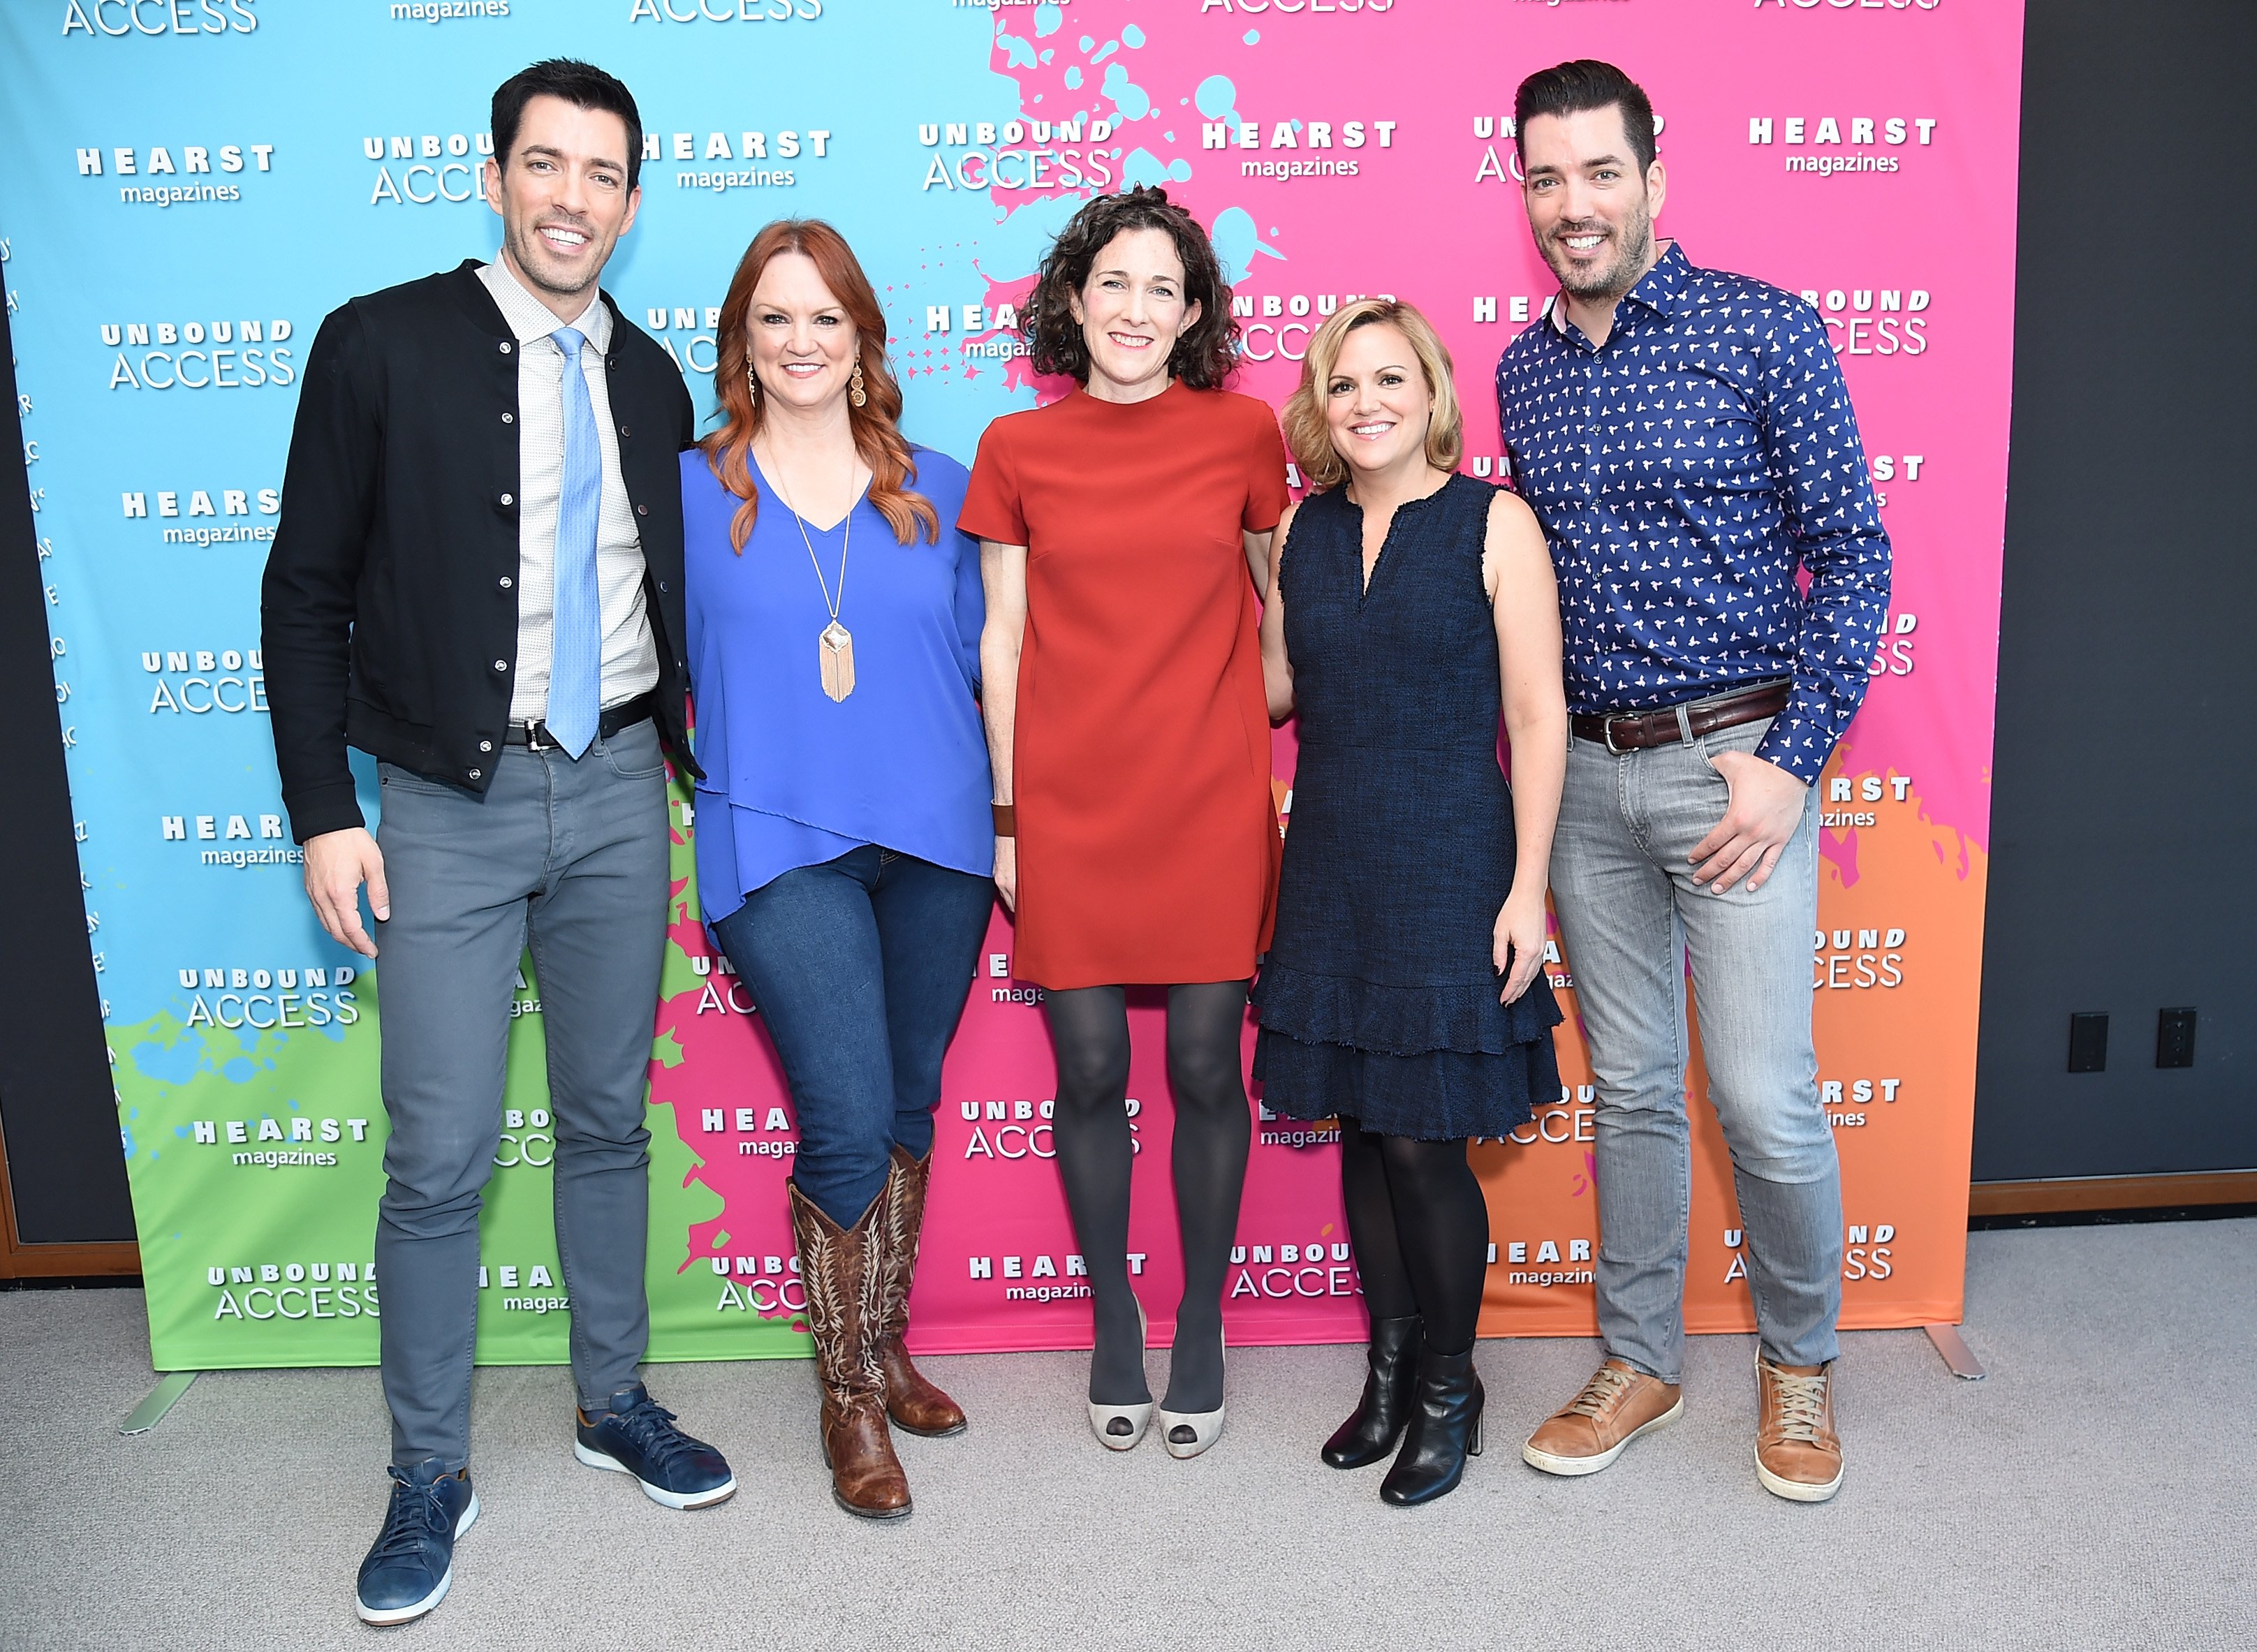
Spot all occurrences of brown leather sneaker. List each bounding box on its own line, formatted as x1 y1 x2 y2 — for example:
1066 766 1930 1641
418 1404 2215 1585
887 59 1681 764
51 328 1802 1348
1522 1358 1684 1477
1755 1357 1843 1503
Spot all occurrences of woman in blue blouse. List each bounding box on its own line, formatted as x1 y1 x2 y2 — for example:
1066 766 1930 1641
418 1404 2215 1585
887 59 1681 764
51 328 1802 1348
682 221 992 1521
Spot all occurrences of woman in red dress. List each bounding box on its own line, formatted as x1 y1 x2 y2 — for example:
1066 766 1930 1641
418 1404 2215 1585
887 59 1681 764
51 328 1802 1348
962 187 1288 1459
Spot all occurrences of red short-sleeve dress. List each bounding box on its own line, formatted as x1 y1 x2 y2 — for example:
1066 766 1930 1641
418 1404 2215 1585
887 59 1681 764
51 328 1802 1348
960 383 1291 989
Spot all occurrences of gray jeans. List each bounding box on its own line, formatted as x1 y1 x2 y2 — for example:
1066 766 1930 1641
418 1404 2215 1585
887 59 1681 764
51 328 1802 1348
1550 714 1841 1382
371 719 669 1468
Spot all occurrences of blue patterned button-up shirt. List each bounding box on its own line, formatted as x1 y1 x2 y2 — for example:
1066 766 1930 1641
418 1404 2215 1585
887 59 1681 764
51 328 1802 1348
1497 242 1891 785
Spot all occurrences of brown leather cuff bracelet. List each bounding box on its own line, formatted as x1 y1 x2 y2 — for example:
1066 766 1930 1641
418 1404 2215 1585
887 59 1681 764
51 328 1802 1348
991 802 1016 837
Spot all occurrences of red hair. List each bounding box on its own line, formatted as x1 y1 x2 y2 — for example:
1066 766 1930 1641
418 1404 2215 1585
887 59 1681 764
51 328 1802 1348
699 219 938 550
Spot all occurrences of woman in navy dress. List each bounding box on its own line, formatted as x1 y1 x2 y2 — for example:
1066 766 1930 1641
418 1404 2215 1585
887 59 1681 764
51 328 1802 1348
1254 299 1567 1506
684 221 992 1521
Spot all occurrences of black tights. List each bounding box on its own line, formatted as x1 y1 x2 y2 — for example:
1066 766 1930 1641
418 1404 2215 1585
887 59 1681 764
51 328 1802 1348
1337 1116 1488 1356
1044 981 1251 1412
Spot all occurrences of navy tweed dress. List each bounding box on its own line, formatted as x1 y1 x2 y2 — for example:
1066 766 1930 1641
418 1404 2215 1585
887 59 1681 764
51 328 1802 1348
1252 473 1562 1140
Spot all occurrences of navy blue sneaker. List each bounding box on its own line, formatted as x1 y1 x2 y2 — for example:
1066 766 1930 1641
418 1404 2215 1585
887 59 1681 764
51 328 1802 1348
575 1384 737 1510
354 1458 477 1626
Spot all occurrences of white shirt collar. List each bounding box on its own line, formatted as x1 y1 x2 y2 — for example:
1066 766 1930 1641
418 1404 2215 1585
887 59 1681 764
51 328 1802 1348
478 257 611 349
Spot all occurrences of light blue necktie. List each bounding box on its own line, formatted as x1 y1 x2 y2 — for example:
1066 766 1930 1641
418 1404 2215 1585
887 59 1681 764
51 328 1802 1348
545 325 602 758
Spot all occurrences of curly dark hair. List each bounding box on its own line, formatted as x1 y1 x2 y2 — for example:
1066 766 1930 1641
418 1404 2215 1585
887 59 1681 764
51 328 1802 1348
1023 186 1241 390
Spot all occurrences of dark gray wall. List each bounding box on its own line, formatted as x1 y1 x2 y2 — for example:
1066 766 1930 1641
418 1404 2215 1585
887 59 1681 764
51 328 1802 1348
0 305 136 1243
1972 0 2257 1179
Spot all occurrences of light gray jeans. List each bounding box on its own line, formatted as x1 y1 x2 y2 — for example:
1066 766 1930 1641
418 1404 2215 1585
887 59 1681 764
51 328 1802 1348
370 720 669 1468
1550 714 1841 1382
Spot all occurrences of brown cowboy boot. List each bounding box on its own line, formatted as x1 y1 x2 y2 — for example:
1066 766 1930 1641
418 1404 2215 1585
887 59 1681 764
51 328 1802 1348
876 1145 968 1438
787 1180 911 1519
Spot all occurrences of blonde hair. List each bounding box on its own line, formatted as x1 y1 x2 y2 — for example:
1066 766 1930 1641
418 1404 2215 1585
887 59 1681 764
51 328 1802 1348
1279 298 1462 491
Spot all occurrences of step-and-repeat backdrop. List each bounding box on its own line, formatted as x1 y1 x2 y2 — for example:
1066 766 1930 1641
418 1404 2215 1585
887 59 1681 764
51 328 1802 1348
5 0 2021 1370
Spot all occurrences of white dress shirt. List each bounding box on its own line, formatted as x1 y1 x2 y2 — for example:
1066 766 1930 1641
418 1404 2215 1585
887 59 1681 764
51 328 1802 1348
476 258 659 723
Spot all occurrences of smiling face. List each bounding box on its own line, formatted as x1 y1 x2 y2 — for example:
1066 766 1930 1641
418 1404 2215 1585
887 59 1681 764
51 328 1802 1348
744 250 858 415
1519 103 1666 304
1068 226 1202 401
484 94 640 320
1324 321 1434 479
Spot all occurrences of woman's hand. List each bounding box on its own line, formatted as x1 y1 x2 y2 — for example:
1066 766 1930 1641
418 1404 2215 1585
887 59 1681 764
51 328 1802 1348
993 835 1017 913
1492 887 1549 1004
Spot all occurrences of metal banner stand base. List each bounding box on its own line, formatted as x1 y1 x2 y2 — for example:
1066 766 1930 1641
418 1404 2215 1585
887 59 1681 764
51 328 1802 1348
1923 1324 1986 1380
120 1371 198 1435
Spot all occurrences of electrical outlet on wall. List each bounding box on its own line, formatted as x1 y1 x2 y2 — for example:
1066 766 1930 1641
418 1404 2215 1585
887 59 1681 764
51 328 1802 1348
2156 1008 2197 1068
2067 1012 2108 1073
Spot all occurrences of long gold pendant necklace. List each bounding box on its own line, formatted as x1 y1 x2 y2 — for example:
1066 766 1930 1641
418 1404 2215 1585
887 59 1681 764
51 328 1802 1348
765 445 860 702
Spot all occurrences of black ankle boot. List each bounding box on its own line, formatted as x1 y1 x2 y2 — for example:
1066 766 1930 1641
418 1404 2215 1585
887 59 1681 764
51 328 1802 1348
1321 1315 1423 1469
1379 1347 1484 1506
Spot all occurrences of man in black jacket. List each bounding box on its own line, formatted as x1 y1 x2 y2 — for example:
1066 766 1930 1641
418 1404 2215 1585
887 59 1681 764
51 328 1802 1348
262 61 733 1628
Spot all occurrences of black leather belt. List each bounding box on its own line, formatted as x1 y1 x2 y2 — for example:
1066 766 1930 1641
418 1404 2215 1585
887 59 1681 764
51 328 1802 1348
1571 680 1791 753
505 692 658 751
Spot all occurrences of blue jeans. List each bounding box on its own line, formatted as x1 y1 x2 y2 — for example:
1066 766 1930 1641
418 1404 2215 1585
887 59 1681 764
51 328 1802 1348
1550 715 1842 1381
710 846 994 1227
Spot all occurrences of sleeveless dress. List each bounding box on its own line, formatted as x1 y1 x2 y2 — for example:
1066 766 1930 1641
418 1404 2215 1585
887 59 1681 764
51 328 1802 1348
1252 473 1563 1140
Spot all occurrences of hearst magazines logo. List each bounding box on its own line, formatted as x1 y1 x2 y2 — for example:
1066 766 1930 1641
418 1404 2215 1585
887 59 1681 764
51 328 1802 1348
650 124 832 193
142 644 264 716
174 960 359 1032
61 0 259 36
121 483 279 547
693 1098 800 1160
159 807 300 870
916 116 1117 193
1821 765 1916 830
1821 1073 1903 1129
75 140 273 207
1497 1232 1594 1289
1752 114 1938 177
100 316 295 391
206 1257 376 1323
918 299 1031 364
1205 115 1397 182
966 1248 1105 1304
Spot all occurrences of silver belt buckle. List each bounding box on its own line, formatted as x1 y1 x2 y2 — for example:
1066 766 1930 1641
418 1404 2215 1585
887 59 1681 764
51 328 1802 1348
1603 714 1631 755
522 721 551 752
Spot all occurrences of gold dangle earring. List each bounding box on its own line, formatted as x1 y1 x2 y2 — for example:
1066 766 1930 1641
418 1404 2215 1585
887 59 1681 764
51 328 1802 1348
745 360 759 401
849 357 867 408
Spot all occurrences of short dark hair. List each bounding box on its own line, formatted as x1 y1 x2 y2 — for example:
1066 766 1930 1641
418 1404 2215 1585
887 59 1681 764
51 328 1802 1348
1024 186 1240 392
1513 59 1656 176
492 59 645 191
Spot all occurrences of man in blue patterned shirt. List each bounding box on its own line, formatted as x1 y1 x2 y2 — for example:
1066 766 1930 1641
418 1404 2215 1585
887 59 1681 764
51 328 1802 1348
1498 61 1890 1504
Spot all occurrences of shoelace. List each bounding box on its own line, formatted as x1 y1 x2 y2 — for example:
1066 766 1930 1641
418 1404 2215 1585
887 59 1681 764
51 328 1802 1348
1563 1364 1638 1419
366 1475 453 1563
1767 1369 1830 1441
603 1398 700 1474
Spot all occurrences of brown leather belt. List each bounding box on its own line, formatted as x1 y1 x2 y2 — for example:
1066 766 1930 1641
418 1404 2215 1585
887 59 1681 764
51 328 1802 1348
1570 680 1791 754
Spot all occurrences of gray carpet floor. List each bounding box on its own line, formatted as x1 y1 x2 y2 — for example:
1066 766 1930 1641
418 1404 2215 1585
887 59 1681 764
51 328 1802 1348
2 1218 2250 1651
